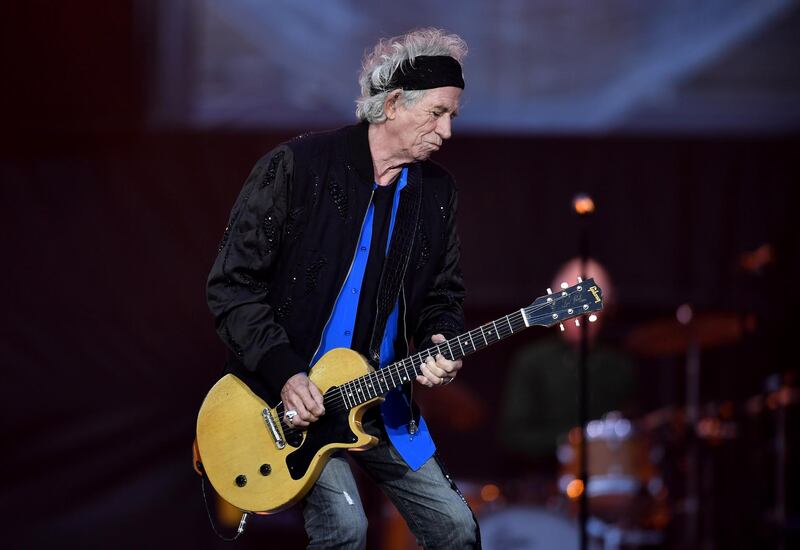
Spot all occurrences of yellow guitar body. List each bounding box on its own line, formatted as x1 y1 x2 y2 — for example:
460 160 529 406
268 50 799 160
196 348 381 513
196 280 604 514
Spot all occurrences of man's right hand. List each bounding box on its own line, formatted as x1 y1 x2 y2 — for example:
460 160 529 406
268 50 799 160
280 372 325 428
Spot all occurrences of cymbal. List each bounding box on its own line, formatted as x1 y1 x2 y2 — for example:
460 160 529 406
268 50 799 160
625 312 756 358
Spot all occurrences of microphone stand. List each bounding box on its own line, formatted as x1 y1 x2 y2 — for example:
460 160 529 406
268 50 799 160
574 194 594 550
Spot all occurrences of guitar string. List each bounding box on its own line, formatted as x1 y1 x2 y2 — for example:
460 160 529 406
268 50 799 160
276 313 528 438
276 290 595 436
277 292 594 437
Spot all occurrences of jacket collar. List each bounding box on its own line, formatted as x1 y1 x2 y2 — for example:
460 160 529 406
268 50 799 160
345 121 421 192
345 121 375 185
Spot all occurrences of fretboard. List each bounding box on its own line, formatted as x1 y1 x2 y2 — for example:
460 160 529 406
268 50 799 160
335 308 530 409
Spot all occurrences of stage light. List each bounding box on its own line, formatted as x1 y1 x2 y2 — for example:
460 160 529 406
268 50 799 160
480 483 500 502
573 194 595 215
566 479 584 499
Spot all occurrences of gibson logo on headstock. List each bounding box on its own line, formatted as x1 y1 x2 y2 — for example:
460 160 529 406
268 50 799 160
588 286 601 303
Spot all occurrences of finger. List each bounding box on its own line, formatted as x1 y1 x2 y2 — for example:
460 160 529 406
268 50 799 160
431 333 446 343
416 374 435 387
287 413 310 429
420 362 444 386
425 355 447 379
285 415 309 429
307 381 326 416
294 385 322 421
435 354 461 375
282 402 309 429
283 387 314 420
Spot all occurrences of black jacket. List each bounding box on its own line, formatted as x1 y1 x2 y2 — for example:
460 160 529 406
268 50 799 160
207 122 465 403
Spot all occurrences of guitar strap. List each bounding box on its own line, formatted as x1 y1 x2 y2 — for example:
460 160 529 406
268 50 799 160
367 163 422 367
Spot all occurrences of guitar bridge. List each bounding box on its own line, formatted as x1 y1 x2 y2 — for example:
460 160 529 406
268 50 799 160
262 408 286 450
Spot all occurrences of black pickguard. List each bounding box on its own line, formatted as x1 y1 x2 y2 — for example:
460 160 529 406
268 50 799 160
285 408 360 481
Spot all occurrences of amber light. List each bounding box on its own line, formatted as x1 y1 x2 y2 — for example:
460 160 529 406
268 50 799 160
480 484 500 502
566 479 584 499
573 194 595 215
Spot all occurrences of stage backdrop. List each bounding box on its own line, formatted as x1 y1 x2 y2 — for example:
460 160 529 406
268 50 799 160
2 2 798 548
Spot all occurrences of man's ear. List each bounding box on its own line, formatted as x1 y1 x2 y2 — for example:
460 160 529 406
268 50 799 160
384 90 401 120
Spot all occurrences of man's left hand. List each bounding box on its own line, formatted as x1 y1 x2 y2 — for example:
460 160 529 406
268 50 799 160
416 333 463 387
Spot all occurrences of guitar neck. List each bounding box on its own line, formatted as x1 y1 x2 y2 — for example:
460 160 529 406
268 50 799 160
339 308 530 408
334 278 602 410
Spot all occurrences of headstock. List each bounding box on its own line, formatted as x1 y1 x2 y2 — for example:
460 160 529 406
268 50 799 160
524 277 604 328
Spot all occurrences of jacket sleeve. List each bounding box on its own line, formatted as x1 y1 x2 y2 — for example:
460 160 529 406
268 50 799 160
206 146 307 395
413 186 466 352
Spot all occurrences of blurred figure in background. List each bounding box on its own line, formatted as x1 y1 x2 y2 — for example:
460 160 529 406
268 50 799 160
499 257 636 492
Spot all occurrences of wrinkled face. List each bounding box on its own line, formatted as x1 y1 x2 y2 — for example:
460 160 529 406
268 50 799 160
388 86 462 161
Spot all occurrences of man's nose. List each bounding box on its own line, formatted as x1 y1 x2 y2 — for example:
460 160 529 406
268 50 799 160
437 115 453 140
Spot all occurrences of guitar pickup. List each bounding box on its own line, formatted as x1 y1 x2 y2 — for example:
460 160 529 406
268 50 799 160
262 408 285 450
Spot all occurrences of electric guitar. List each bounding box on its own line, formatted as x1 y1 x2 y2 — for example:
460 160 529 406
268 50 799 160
196 279 604 513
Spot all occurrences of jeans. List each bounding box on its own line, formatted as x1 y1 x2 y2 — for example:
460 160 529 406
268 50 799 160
302 439 479 549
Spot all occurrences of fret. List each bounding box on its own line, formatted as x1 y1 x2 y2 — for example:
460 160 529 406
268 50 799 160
364 377 373 400
358 376 367 400
358 377 366 401
491 320 499 342
506 315 513 334
360 375 372 401
456 337 465 357
386 369 394 390
467 330 476 351
366 374 376 398
401 360 412 382
382 370 391 390
444 339 454 360
478 324 489 346
339 386 349 409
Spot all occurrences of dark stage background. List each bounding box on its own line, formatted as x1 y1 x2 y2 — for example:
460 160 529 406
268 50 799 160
2 2 798 549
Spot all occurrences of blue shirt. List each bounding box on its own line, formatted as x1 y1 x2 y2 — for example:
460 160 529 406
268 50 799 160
311 167 435 470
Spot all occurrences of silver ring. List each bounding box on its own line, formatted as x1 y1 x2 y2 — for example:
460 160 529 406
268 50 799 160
285 410 298 423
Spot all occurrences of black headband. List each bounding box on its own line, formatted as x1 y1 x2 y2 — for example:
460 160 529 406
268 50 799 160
369 55 465 96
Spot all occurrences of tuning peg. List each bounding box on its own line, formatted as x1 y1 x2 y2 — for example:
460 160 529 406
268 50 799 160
574 318 580 327
560 281 569 289
546 287 553 294
559 323 565 331
588 314 598 323
576 276 583 283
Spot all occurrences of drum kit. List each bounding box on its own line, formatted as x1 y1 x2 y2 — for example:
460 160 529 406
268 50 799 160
475 410 669 549
479 306 794 549
380 299 795 548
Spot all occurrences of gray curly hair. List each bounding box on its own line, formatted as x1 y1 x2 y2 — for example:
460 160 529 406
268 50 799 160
355 28 467 123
